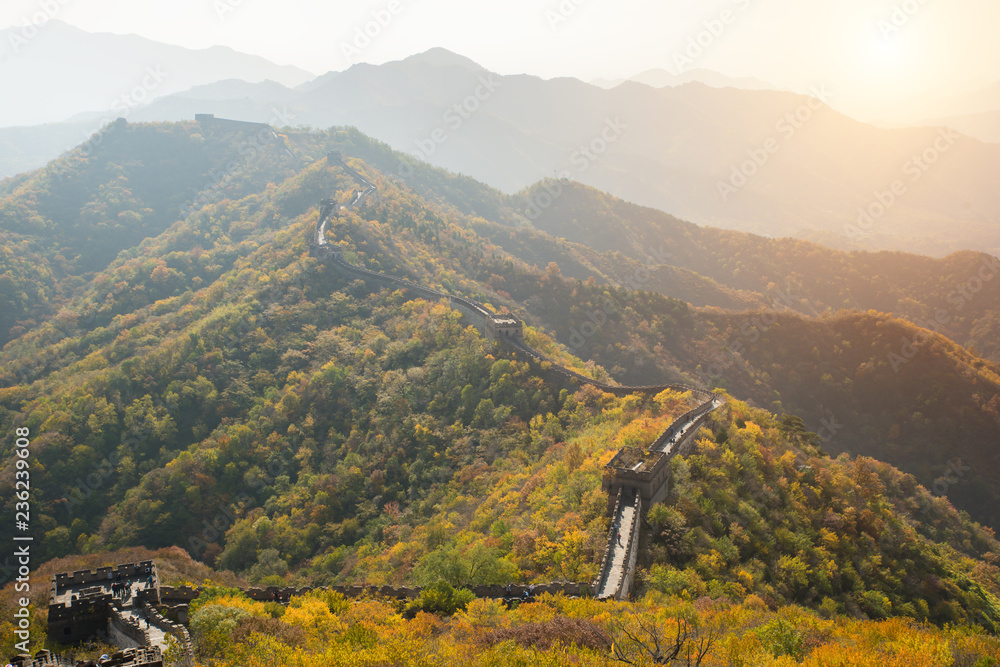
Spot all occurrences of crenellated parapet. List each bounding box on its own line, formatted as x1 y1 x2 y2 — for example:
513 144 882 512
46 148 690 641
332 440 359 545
141 602 193 663
107 606 148 650
46 561 158 650
51 561 155 593
9 647 163 667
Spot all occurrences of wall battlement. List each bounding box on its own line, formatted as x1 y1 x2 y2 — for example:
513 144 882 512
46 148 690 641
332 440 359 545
10 647 163 667
45 561 159 656
52 561 156 592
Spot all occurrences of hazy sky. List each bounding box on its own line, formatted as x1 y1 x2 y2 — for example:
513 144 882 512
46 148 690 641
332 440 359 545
2 0 997 119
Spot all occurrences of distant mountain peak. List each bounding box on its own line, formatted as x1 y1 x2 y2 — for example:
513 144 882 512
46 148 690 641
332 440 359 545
398 48 485 71
591 68 778 92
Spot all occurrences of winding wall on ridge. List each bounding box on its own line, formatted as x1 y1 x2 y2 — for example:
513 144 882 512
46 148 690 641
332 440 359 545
32 122 724 666
312 154 724 601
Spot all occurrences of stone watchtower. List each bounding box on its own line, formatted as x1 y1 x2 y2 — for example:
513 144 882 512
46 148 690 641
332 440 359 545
308 243 343 261
601 448 671 508
486 316 524 343
47 561 159 645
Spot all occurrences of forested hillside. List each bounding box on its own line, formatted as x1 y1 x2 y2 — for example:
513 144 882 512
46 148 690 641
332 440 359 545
0 122 999 662
518 180 1000 362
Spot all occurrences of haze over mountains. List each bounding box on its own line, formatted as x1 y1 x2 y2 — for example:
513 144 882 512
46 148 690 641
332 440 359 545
906 80 1000 126
121 49 1000 257
3 37 998 258
925 110 1000 145
0 20 313 128
4 6 1000 661
589 67 779 92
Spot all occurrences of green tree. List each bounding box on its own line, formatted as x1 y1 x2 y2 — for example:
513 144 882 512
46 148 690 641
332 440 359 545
190 605 251 658
413 544 517 587
405 581 475 616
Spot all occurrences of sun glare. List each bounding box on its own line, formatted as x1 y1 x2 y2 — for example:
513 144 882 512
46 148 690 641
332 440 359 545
844 15 921 84
864 31 908 73
827 4 932 116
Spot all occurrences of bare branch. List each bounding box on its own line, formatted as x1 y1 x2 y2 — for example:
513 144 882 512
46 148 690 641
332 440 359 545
609 611 694 665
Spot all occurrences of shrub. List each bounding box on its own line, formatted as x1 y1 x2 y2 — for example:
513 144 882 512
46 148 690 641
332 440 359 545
190 605 252 657
857 590 892 620
754 618 804 659
478 617 610 651
648 564 695 596
406 581 475 616
189 585 250 615
231 615 306 648
262 601 285 618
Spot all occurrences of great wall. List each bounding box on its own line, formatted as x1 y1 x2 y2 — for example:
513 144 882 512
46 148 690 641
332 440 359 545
307 150 723 603
12 120 723 666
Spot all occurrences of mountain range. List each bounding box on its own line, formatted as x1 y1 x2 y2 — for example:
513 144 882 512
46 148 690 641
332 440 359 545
0 120 998 659
1 119 999 536
926 110 1000 145
2 15 1000 661
589 67 779 91
0 20 313 128
3 46 998 259
906 80 1000 125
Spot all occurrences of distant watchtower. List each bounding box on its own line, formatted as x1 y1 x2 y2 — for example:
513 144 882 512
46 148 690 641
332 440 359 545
486 316 524 343
309 244 343 261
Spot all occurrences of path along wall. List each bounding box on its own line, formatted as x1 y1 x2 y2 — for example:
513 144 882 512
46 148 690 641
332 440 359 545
142 601 193 662
619 495 642 601
107 607 147 650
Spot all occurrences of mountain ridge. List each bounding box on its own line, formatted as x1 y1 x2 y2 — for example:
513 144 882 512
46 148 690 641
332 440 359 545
0 20 314 127
0 125 998 659
1 121 999 536
5 50 997 257
590 67 779 92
